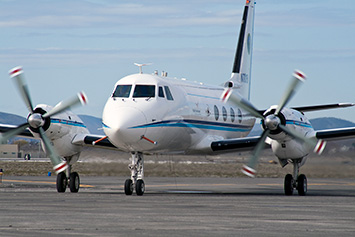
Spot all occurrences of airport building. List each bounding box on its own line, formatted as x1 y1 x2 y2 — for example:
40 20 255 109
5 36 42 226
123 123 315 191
0 144 20 158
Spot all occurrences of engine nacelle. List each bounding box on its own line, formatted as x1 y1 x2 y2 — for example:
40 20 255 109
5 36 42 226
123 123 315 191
271 139 310 160
264 107 316 160
30 104 89 158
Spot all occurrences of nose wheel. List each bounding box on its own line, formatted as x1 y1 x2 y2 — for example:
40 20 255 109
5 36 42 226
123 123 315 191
124 179 133 195
136 179 145 196
124 152 145 196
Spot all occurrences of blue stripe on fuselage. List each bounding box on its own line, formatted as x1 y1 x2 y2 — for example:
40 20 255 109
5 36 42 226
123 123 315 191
129 119 252 132
51 118 86 128
285 120 312 128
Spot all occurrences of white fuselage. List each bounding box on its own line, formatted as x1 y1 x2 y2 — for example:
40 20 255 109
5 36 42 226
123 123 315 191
102 73 255 154
102 73 319 162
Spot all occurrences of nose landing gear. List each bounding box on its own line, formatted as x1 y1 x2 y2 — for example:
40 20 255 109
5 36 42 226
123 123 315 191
124 152 145 196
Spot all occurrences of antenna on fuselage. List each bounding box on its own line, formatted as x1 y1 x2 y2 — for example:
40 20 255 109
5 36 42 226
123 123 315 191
134 63 152 74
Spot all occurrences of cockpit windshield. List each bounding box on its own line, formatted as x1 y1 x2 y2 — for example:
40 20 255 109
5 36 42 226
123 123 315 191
133 85 155 98
112 85 132 98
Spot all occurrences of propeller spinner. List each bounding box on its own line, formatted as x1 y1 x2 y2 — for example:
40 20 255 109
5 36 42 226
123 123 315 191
222 70 326 177
1 66 88 174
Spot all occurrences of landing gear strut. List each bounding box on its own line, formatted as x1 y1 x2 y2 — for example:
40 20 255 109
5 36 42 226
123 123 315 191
284 160 307 196
124 152 145 196
56 163 80 193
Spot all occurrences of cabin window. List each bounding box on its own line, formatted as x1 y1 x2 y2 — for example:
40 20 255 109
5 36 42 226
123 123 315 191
164 86 174 101
133 85 155 98
222 106 227 121
158 86 165 98
214 105 219 121
230 108 235 122
112 85 132 98
238 108 242 123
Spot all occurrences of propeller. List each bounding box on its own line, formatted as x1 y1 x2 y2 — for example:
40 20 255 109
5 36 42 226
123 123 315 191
1 66 88 174
222 70 326 177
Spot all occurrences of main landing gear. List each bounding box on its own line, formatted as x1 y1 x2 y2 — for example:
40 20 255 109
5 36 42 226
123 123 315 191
56 164 80 193
284 160 307 196
124 152 145 196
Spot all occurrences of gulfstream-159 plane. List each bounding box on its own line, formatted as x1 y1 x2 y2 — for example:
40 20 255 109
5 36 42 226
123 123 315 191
1 0 355 196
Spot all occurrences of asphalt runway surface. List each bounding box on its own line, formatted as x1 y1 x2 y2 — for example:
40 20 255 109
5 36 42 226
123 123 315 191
0 176 354 236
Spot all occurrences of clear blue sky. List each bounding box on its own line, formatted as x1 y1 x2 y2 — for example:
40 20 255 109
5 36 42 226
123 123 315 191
1 0 355 122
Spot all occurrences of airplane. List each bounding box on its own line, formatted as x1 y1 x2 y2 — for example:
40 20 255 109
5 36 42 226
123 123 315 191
1 0 355 196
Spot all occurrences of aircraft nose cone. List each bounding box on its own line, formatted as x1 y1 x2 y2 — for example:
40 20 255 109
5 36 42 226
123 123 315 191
103 106 147 149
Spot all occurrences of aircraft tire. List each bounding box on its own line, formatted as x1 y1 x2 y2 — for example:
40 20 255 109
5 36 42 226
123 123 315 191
69 172 80 193
284 174 294 196
136 179 145 196
297 174 307 196
57 172 67 193
124 179 133 195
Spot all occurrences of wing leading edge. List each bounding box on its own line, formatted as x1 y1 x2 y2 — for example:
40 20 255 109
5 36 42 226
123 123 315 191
71 134 116 149
211 136 268 152
210 126 355 153
0 124 33 138
0 124 116 149
316 127 355 141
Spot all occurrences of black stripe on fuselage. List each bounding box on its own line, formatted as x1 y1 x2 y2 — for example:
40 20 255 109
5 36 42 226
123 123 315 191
232 6 249 74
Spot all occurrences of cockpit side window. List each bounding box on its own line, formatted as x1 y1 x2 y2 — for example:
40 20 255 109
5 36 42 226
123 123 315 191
158 86 165 98
133 85 156 98
164 86 174 101
112 85 132 98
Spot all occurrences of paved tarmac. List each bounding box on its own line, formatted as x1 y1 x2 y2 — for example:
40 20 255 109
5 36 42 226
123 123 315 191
0 176 354 236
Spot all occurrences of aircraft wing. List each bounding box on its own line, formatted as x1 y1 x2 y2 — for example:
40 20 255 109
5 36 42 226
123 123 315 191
257 103 354 116
210 136 268 152
0 123 117 149
0 124 33 138
210 126 355 153
292 103 354 113
315 127 355 141
71 134 117 149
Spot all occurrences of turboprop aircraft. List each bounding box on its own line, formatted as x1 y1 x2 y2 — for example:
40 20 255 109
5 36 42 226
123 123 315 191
1 0 355 196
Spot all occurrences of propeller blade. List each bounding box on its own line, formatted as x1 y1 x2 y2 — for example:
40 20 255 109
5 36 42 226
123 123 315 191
278 124 326 155
221 88 263 119
242 129 270 177
43 91 88 118
0 123 29 144
313 139 327 155
38 127 68 174
274 70 306 115
9 66 34 113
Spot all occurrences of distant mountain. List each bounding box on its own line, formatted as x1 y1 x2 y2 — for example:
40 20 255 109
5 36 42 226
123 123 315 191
0 111 26 125
310 117 355 130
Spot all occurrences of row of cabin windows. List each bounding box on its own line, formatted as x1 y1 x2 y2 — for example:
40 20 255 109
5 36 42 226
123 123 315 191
112 85 173 101
214 105 242 123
